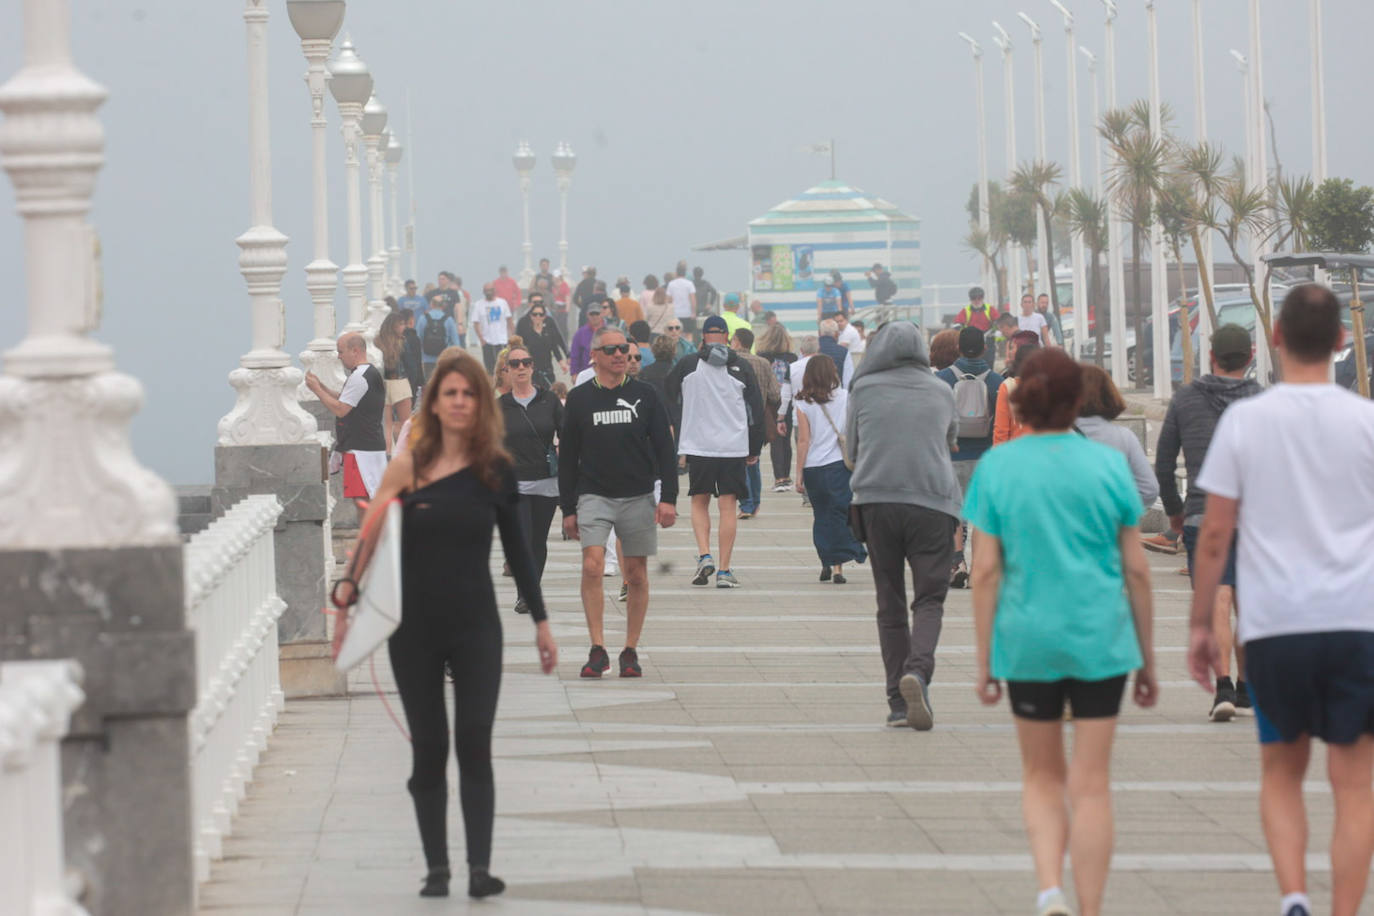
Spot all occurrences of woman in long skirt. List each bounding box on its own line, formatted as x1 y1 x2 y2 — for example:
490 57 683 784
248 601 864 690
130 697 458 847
794 355 866 583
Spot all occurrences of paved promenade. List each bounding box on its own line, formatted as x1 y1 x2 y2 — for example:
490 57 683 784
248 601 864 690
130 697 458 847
198 473 1353 915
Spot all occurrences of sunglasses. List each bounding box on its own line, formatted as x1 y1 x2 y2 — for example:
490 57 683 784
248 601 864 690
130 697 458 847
597 344 631 355
628 354 643 362
666 325 682 331
530 311 546 318
507 358 533 368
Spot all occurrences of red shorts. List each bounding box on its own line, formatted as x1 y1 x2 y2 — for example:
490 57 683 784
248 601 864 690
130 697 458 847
342 453 368 499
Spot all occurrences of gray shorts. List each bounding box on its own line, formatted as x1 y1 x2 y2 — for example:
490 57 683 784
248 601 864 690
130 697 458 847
577 493 657 556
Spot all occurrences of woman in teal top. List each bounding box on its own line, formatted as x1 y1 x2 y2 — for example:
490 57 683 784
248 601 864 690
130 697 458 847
965 348 1156 916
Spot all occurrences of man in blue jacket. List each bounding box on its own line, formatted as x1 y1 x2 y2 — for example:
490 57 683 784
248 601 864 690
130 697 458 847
936 326 1003 588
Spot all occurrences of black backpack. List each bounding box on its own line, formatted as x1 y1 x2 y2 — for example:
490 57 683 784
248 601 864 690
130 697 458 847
421 313 449 357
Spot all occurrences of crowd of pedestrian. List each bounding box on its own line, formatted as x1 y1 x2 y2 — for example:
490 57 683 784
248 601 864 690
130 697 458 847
323 265 1372 916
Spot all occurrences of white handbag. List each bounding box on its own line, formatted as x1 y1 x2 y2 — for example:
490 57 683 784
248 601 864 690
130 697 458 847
334 500 403 672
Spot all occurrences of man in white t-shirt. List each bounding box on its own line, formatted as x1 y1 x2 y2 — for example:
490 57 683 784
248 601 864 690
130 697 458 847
1187 284 1374 916
666 268 698 340
833 312 862 350
474 283 514 373
1016 293 1052 347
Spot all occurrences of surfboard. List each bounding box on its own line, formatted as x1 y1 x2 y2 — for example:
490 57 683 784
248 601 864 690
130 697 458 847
334 500 402 673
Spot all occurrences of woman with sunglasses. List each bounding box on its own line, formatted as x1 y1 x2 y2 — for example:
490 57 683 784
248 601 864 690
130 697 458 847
515 295 568 389
499 346 564 615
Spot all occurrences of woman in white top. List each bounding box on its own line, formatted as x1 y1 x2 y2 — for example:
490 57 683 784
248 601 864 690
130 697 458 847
1075 366 1159 508
794 355 868 584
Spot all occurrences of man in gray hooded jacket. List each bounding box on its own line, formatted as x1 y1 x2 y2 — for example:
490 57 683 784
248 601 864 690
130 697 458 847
846 321 962 730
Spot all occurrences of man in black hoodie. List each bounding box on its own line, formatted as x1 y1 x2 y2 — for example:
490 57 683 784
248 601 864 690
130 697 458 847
1155 323 1260 722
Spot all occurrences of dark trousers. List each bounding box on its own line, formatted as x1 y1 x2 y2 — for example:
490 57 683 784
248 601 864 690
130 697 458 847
481 343 502 373
771 411 793 480
516 493 558 600
861 503 957 710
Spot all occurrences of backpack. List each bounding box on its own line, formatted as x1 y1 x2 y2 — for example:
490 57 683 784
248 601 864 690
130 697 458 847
953 369 992 438
421 313 449 357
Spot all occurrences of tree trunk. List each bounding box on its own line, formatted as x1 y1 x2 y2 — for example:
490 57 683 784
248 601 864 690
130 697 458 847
1131 226 1146 386
1352 267 1370 398
1188 226 1219 330
1174 248 1194 385
1041 200 1062 324
1092 247 1105 368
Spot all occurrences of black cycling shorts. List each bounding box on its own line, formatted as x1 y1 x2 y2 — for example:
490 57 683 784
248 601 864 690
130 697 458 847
1006 675 1129 721
686 455 749 499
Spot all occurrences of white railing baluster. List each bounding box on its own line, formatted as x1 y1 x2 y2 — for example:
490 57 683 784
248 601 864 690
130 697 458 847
183 494 287 885
0 659 89 916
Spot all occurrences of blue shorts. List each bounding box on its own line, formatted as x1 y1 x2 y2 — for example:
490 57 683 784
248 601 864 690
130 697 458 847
1182 525 1237 588
1246 631 1374 745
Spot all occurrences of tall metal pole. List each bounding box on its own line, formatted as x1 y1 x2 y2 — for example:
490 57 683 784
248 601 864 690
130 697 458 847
1020 12 1050 298
993 22 1023 305
1102 0 1128 387
1146 0 1171 400
1191 0 1214 354
329 38 370 337
1052 0 1085 357
1249 0 1273 384
288 1 345 396
386 133 403 296
220 0 319 446
1082 46 1105 351
405 88 418 281
960 33 993 301
1310 0 1327 184
362 94 388 333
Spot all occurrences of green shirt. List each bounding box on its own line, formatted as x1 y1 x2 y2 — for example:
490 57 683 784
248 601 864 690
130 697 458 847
964 432 1144 682
722 310 752 341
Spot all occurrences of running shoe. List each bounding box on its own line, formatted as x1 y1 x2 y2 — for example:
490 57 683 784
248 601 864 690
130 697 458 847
886 708 909 728
618 647 642 678
1235 679 1252 711
1037 889 1071 916
618 581 628 602
1141 532 1181 555
1210 676 1237 722
737 511 754 520
949 563 969 589
1283 903 1311 916
899 673 934 731
771 480 792 492
514 597 530 615
604 561 619 578
691 554 715 586
716 570 741 588
580 645 610 679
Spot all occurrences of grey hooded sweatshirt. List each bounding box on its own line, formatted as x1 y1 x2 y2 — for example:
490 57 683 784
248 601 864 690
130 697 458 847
1155 373 1262 522
846 322 962 520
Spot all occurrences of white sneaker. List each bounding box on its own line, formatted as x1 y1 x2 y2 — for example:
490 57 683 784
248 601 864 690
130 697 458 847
604 562 619 578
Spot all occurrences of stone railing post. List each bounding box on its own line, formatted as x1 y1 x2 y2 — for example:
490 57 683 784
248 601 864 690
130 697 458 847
0 3 196 913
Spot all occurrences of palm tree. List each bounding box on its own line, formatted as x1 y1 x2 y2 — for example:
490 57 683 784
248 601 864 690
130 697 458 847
1103 111 1169 384
1157 179 1200 383
1213 172 1275 366
1173 141 1226 331
962 226 1005 306
1002 187 1039 302
1065 189 1109 366
1010 160 1065 322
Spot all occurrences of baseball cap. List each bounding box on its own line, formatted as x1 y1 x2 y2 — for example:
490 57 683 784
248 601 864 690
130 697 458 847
958 325 987 357
723 292 741 306
701 315 729 334
1211 323 1251 359
586 302 602 315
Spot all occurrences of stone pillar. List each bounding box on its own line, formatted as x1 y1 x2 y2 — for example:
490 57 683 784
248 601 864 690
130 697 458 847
212 0 339 697
0 2 195 912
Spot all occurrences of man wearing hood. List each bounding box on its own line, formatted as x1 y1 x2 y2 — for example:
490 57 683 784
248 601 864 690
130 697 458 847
1156 323 1260 722
846 322 962 730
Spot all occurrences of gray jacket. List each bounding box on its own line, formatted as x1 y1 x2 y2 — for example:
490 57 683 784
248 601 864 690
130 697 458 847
1075 415 1159 509
1155 374 1261 521
846 322 961 519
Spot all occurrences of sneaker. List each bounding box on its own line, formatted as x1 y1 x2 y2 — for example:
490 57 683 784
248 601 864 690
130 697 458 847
1141 532 1180 554
1037 889 1071 916
949 564 969 589
1283 904 1311 916
737 510 754 520
514 597 530 615
886 708 909 728
1210 676 1237 722
899 673 934 731
604 562 619 578
691 554 715 586
716 570 741 588
819 565 831 582
771 480 792 492
618 647 642 678
1235 679 1252 711
832 573 847 585
580 645 610 679
618 581 628 602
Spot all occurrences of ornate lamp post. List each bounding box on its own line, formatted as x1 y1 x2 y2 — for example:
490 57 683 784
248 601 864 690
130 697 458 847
513 140 536 287
386 131 403 295
1101 0 1129 387
552 141 576 278
327 37 371 337
286 0 345 396
219 0 318 448
361 93 389 332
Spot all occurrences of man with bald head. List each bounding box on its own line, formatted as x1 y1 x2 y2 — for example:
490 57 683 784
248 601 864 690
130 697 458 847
305 331 388 510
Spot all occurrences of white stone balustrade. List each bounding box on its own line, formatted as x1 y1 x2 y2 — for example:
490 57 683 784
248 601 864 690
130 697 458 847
183 495 287 883
0 660 89 916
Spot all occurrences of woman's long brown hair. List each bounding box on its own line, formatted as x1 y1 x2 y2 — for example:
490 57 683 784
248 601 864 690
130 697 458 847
408 349 510 490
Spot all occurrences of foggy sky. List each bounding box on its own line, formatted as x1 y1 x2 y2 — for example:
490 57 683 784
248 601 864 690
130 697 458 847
2 0 1372 484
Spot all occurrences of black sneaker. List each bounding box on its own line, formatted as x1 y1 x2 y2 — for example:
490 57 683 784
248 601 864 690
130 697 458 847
1283 904 1311 916
819 565 831 582
619 647 642 678
1210 676 1237 722
949 564 969 589
1235 679 1252 711
514 597 530 615
580 645 610 679
886 708 909 728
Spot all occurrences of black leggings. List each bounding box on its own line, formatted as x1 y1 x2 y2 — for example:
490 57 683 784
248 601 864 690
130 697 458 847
516 494 558 599
388 626 503 869
771 410 793 480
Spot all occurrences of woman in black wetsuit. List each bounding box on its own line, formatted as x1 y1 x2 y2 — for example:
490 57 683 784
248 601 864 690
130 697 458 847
332 350 558 900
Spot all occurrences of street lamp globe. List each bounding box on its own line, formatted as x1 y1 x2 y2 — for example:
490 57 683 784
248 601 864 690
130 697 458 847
552 140 576 175
361 93 388 139
327 36 372 107
286 0 344 42
386 132 403 165
513 140 535 174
